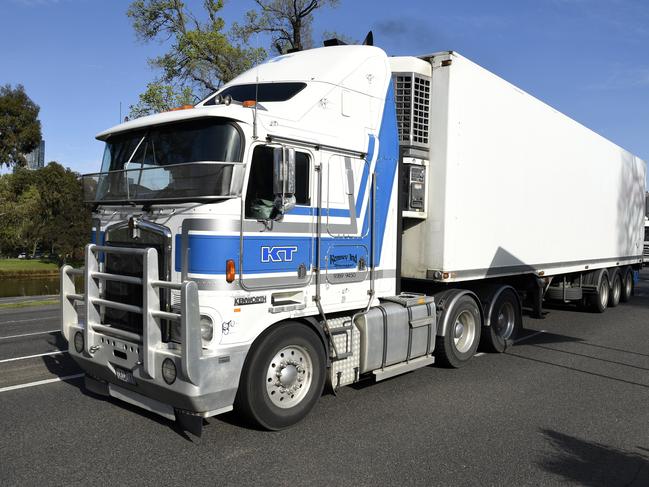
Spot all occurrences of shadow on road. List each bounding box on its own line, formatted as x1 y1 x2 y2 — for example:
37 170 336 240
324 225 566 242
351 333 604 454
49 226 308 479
40 334 199 441
41 332 80 380
538 428 649 486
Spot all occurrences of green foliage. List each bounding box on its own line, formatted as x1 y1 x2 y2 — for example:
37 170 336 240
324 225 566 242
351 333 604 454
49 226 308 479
0 84 42 168
0 259 59 272
0 163 91 261
127 0 265 118
234 0 339 55
129 83 195 118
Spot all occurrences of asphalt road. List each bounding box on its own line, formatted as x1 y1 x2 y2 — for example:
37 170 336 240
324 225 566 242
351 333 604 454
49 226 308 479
1 272 649 486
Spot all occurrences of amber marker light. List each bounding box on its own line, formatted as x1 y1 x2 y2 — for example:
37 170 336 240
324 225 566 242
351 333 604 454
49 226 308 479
242 100 257 108
169 104 194 111
226 259 236 283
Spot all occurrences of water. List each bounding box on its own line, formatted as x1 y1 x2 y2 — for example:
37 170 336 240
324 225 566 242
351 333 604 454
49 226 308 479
0 276 61 298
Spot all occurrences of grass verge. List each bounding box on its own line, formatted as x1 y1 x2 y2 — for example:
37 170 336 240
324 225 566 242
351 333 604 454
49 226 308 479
0 259 59 277
0 299 59 310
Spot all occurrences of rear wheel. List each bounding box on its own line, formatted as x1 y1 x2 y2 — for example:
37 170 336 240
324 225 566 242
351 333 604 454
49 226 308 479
235 322 326 430
608 273 621 308
620 268 634 303
480 288 522 353
587 274 609 313
436 293 482 368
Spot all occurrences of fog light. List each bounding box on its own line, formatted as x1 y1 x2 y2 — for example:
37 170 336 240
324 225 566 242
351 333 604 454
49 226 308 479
200 315 214 341
162 358 177 384
74 332 84 353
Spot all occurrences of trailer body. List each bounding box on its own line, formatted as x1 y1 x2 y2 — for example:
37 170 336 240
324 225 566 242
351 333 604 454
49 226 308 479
395 52 645 282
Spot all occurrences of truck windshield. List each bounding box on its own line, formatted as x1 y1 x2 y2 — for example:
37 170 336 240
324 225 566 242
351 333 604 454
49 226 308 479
84 118 245 204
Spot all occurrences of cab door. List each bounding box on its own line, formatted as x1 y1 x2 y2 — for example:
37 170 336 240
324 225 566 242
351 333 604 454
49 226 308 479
323 153 370 285
240 144 315 290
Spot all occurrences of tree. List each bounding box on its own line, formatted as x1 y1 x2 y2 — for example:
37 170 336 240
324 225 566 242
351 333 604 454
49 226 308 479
129 82 195 119
0 84 42 168
127 0 265 117
234 0 339 55
0 163 91 261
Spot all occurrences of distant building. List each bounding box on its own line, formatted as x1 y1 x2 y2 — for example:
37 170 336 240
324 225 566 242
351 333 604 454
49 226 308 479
25 140 45 170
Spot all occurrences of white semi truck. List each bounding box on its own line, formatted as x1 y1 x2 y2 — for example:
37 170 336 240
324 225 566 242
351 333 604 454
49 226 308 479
61 43 646 435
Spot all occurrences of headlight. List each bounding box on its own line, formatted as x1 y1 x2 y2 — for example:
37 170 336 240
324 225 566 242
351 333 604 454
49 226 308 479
74 332 84 353
200 315 214 341
162 358 177 384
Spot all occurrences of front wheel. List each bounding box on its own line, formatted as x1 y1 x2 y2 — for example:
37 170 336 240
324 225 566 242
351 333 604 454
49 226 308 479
235 322 326 430
436 293 482 368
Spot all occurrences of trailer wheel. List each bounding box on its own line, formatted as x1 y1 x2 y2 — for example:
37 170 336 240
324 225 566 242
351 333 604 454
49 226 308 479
480 288 522 353
620 268 634 303
436 294 482 368
587 274 609 313
608 272 621 308
235 322 326 430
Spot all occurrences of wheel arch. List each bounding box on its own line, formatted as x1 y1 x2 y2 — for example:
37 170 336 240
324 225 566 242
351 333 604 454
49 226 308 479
482 285 522 328
242 316 330 372
583 267 610 289
435 289 484 337
607 266 621 284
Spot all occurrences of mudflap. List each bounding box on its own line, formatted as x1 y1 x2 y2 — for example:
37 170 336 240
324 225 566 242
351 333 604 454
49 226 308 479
176 411 203 438
84 375 109 396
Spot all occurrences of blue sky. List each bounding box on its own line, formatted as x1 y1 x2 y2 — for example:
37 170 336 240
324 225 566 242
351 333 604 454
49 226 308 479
2 0 648 187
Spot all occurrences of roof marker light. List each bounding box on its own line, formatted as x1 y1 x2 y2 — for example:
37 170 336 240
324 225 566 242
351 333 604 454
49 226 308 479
169 104 194 111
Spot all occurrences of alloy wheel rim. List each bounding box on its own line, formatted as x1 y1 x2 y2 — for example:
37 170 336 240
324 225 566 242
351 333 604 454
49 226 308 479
453 310 476 354
600 280 609 308
265 345 313 408
494 301 515 340
613 278 621 302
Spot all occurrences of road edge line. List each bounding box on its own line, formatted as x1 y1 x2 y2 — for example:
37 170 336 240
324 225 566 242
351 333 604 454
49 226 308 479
0 373 84 393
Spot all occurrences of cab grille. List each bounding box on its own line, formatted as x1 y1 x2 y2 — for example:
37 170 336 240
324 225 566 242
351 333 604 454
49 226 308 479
103 222 170 336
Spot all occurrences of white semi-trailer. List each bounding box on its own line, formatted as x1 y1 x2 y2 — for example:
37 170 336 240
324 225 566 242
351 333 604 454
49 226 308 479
61 42 646 435
642 217 649 265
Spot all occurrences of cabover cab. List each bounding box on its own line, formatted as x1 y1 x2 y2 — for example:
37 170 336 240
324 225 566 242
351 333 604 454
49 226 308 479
61 45 419 434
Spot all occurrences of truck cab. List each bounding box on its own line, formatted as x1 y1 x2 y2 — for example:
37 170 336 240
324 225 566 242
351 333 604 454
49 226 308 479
62 45 408 433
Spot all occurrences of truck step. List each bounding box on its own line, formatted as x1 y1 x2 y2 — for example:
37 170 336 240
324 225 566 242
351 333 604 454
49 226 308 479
373 355 434 382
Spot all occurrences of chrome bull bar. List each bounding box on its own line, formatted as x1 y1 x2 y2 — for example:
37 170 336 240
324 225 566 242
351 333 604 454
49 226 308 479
60 243 202 385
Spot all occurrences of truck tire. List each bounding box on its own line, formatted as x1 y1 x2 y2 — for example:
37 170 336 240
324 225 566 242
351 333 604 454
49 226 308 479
587 273 609 313
480 287 522 353
620 268 634 303
235 322 326 430
608 272 621 308
435 293 482 368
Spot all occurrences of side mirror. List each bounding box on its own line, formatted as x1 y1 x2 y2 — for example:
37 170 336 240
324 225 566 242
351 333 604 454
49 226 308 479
271 147 296 220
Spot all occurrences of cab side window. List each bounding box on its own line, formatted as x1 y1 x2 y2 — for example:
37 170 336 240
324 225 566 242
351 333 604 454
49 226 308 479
245 146 310 218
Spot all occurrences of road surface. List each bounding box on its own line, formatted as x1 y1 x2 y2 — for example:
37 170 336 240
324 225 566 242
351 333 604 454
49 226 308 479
1 272 648 486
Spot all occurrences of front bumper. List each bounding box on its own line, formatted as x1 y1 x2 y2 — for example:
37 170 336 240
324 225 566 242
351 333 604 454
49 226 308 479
61 243 247 419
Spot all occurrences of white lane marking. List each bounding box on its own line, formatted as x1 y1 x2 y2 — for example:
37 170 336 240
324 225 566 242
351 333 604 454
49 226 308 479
514 330 546 344
0 373 84 393
0 315 58 325
0 349 68 363
474 352 486 357
0 329 60 340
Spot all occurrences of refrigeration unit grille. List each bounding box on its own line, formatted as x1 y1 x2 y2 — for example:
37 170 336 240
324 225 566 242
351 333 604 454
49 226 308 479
394 72 431 149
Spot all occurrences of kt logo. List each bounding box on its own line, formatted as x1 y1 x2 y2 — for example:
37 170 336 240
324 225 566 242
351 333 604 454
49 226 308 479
261 246 298 263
